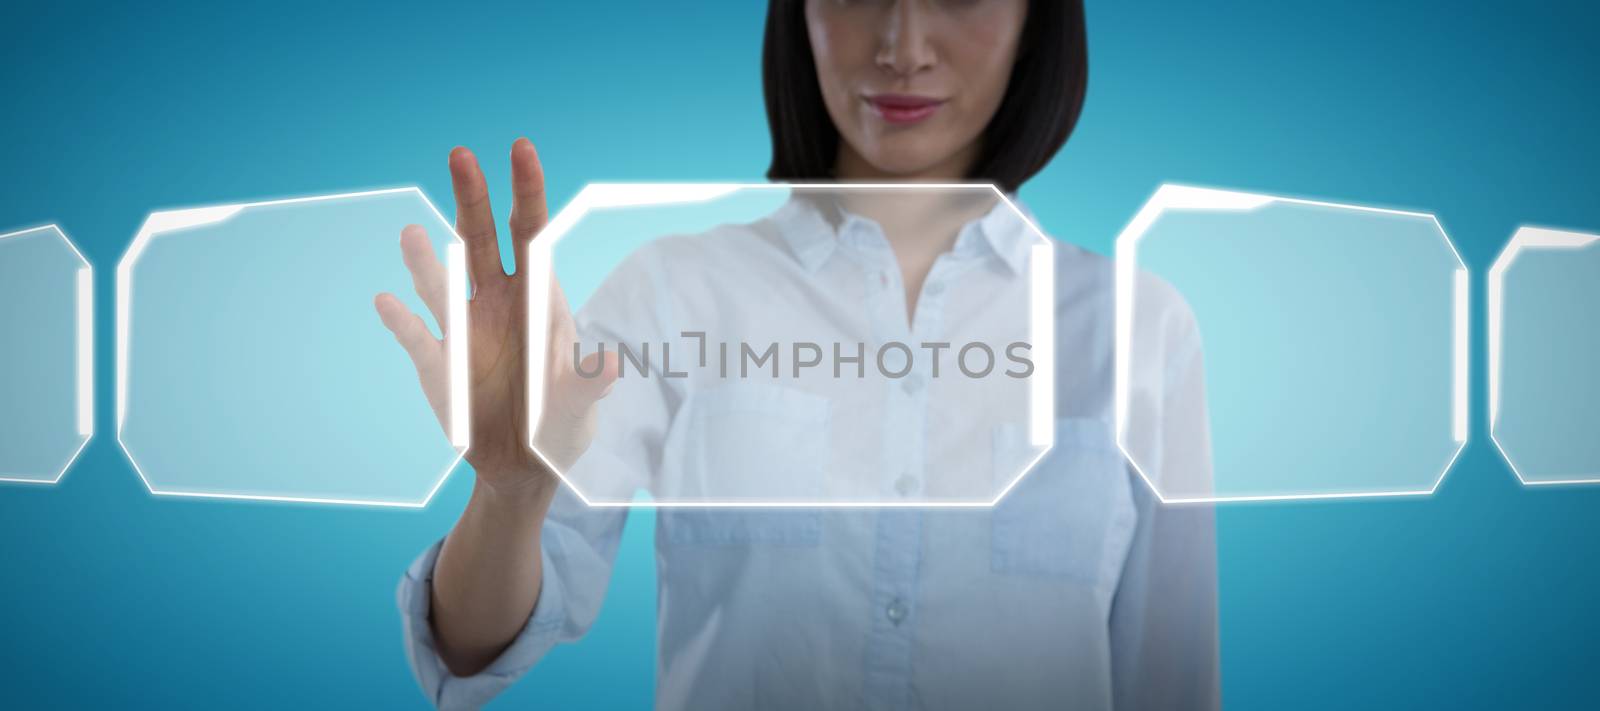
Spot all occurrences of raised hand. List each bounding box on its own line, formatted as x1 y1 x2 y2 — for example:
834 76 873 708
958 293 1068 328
375 139 617 498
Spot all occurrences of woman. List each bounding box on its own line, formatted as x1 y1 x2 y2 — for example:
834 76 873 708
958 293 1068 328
375 1 1218 709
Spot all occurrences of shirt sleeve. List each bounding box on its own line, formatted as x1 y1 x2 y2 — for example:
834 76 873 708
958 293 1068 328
395 492 623 711
396 244 680 710
1109 296 1222 711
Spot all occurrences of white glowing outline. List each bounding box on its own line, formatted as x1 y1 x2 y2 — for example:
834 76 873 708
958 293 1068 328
446 243 470 448
1026 242 1056 446
0 224 94 485
528 182 1055 508
1488 225 1600 487
1114 184 1469 505
115 187 470 507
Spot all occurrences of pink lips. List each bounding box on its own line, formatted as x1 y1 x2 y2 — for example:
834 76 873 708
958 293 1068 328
865 94 946 125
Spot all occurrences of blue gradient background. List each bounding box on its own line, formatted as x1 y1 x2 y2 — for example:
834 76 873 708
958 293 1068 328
1 1 1597 709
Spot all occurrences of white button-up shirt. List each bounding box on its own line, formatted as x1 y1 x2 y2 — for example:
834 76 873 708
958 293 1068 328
397 193 1219 711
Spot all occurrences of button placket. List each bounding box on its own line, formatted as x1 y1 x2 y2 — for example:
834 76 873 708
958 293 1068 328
893 473 920 498
901 372 926 395
863 509 923 707
885 597 909 625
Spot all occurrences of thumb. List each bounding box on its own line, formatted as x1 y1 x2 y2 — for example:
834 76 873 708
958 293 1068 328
557 349 620 416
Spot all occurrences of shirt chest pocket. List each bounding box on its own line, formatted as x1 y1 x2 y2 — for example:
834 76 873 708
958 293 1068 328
989 417 1138 586
658 383 829 545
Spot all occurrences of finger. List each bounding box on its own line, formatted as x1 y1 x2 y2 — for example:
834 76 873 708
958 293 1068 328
554 349 620 421
374 293 444 373
448 146 504 288
508 137 549 273
547 277 585 371
549 271 575 335
375 294 450 421
399 225 449 332
572 350 620 401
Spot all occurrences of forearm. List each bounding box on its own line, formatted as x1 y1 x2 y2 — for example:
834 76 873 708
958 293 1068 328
430 471 558 677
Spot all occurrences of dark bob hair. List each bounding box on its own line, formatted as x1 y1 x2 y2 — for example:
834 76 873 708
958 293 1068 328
762 0 1087 194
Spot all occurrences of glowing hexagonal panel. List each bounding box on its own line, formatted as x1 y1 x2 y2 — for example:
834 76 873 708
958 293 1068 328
1116 185 1468 503
1489 226 1600 486
527 184 1055 507
0 225 92 484
117 189 469 506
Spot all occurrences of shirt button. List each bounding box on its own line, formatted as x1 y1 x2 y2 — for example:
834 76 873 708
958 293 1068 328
894 474 920 497
902 373 926 394
886 598 908 625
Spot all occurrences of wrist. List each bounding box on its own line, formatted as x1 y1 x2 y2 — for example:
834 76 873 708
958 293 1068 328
470 464 559 520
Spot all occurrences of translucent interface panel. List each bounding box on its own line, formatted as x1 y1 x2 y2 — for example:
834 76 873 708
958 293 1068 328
0 225 92 484
117 189 468 506
528 184 1055 506
1116 185 1468 503
1490 227 1600 486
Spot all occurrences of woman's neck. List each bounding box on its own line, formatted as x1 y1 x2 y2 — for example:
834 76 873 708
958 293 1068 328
829 142 999 325
830 141 998 253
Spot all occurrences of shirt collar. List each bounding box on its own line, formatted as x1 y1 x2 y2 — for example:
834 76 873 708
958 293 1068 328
772 195 842 272
959 193 1035 275
772 190 1037 276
